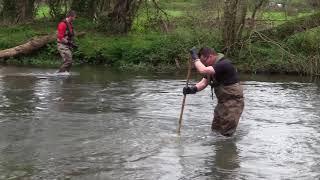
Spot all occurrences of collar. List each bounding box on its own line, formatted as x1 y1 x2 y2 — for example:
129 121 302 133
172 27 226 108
214 53 225 65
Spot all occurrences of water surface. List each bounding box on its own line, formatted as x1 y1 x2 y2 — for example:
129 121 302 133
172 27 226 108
0 66 319 179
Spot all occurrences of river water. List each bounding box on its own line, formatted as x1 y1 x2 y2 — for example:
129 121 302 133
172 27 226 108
0 66 319 180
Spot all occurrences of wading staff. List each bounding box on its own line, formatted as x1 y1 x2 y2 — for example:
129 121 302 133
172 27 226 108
177 58 192 134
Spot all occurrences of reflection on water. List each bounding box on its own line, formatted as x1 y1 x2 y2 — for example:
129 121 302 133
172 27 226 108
211 139 240 179
0 66 320 179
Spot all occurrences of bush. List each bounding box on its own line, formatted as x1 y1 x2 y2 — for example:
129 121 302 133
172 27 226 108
74 29 221 70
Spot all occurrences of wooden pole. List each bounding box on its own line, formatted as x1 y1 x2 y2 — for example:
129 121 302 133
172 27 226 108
177 59 192 134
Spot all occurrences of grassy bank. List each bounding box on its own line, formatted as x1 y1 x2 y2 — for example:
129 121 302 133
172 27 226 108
1 21 319 75
235 26 320 75
0 4 320 75
0 18 222 71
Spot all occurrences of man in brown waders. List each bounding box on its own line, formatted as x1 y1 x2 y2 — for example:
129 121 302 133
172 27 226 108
56 10 77 73
183 47 244 136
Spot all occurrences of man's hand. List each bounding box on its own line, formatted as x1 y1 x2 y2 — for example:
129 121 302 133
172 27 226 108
68 41 78 49
183 86 197 95
62 37 69 44
189 47 199 62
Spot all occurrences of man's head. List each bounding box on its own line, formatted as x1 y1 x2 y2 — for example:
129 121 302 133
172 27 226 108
66 10 76 22
198 47 217 66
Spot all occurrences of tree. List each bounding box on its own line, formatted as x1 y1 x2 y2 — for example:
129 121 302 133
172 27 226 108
307 0 320 8
0 0 36 24
97 0 142 34
0 32 85 59
235 0 248 41
223 0 245 55
223 0 238 52
249 0 268 30
71 0 97 19
47 0 69 20
0 0 16 24
16 0 36 22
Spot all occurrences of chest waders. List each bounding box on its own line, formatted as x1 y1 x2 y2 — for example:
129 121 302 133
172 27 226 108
62 20 74 44
208 53 244 136
57 20 75 72
209 53 225 100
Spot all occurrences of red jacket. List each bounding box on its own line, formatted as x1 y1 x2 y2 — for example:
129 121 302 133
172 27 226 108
57 20 74 42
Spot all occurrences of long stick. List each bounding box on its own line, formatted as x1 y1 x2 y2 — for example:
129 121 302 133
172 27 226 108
177 59 192 134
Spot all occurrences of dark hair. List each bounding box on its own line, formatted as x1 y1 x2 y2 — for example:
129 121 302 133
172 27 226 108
66 10 76 18
198 47 216 58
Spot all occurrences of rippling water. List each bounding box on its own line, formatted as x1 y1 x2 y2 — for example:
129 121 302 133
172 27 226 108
0 66 319 180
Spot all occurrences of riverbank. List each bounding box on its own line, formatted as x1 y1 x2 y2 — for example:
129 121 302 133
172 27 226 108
0 19 319 75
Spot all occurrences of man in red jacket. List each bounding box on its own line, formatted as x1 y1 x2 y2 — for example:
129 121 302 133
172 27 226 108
56 10 77 73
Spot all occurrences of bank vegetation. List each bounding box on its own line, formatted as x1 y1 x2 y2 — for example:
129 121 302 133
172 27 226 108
0 0 320 75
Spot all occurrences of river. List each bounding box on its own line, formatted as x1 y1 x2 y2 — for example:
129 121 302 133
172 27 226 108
0 66 319 179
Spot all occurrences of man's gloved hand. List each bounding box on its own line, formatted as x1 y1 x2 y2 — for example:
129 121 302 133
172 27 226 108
183 85 197 95
189 47 199 62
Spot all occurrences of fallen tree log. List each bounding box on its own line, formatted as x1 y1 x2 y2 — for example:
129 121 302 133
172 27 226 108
258 12 320 40
0 32 85 59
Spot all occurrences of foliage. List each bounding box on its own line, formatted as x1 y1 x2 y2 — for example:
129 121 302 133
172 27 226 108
261 11 313 21
0 25 37 49
76 29 221 70
0 18 222 71
286 27 320 55
35 5 50 19
1 0 320 75
236 26 320 75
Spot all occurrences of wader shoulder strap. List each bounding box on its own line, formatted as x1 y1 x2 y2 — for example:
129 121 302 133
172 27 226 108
62 20 74 39
209 53 226 100
213 53 225 65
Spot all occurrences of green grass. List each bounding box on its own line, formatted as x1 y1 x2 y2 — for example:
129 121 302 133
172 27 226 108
0 18 222 70
166 10 184 17
160 0 199 10
0 26 37 48
76 29 221 68
36 5 50 19
286 26 320 55
261 11 314 21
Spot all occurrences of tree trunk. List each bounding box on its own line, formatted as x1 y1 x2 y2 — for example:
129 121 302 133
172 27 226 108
250 0 267 30
222 0 239 54
98 0 141 34
1 0 36 24
235 0 247 41
308 0 320 8
1 0 17 24
0 35 56 59
48 0 68 20
0 32 85 59
87 0 98 19
16 0 36 23
108 0 138 33
97 0 112 14
71 0 97 19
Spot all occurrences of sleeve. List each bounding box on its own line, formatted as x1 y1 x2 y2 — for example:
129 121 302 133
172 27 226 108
57 22 67 41
213 62 227 75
